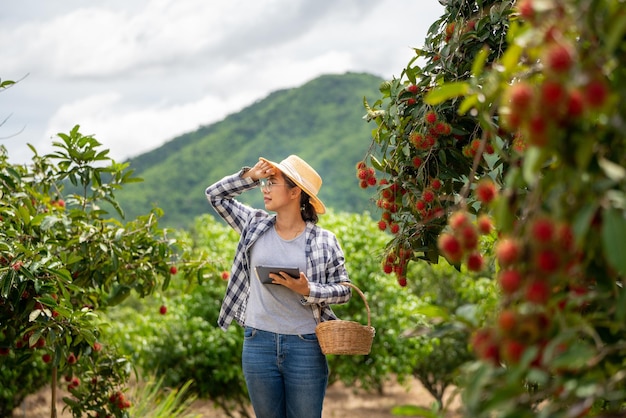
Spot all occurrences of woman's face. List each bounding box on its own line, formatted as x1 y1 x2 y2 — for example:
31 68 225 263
261 172 300 213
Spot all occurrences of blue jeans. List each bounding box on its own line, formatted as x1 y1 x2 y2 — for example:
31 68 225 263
242 327 329 418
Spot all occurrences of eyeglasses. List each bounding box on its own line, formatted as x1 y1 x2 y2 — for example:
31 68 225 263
260 179 287 192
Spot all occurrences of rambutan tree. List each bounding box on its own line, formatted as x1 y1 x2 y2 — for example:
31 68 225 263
360 0 512 285
0 121 205 417
361 0 626 416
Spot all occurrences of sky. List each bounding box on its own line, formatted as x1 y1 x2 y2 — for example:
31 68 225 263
1 0 444 164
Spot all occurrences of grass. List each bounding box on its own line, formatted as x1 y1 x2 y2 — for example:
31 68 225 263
128 376 201 418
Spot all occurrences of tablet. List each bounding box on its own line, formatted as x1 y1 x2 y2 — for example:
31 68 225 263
255 265 300 284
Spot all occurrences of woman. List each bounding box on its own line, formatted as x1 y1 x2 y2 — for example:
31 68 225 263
205 155 352 418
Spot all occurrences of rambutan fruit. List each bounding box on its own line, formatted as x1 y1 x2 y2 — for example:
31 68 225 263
475 178 498 204
495 238 520 266
499 269 523 295
438 233 463 263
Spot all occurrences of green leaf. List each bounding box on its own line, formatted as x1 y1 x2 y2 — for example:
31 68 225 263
162 274 171 291
598 157 626 181
500 43 523 75
63 396 80 407
572 203 597 245
606 10 626 55
458 94 478 115
78 328 96 345
196 268 205 285
601 208 626 276
549 341 596 372
0 79 16 89
29 309 42 322
1 270 15 298
20 267 36 281
493 194 515 233
391 405 439 417
107 284 132 306
414 304 450 321
522 146 547 186
369 155 384 171
425 248 439 263
424 82 470 105
471 46 490 77
455 304 479 326
40 215 62 230
17 205 31 225
576 135 595 170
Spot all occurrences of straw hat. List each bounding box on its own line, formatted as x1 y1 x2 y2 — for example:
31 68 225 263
259 155 326 214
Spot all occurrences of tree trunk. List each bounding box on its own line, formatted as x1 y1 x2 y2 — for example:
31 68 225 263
50 367 57 418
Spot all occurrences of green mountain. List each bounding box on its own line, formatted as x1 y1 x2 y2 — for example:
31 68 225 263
116 72 385 229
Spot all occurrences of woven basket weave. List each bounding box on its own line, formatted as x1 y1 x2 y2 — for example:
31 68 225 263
315 282 375 355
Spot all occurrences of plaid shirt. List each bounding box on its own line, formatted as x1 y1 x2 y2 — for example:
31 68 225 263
205 169 352 331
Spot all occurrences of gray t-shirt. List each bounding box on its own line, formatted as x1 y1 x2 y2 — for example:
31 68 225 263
246 226 317 334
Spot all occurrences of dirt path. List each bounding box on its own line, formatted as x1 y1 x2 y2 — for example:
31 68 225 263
15 376 462 418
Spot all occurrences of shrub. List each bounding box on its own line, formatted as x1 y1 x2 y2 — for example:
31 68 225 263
104 216 251 417
0 352 51 417
0 124 204 417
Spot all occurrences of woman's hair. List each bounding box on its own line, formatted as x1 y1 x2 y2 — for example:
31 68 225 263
284 175 319 224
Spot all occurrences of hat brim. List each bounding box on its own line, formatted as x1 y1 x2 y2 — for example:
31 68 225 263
260 157 326 214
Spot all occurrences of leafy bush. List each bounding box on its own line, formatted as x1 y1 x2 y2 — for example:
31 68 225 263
0 124 204 417
0 353 51 417
322 210 498 414
402 261 498 413
104 215 251 417
318 212 429 392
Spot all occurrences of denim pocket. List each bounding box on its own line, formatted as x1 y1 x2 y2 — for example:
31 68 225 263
244 326 257 339
298 333 318 342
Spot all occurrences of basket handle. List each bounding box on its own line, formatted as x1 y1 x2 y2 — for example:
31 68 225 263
341 282 371 328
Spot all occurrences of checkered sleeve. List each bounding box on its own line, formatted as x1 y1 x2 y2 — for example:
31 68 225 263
205 168 259 234
303 228 352 306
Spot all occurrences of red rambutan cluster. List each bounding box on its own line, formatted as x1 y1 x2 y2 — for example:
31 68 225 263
501 24 610 148
468 0 603 378
408 110 454 156
462 137 495 159
414 182 445 223
381 247 413 287
376 180 405 234
495 215 580 305
355 161 377 188
437 210 493 271
409 132 437 151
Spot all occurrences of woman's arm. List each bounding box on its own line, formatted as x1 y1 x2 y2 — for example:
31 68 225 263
205 169 258 234
303 231 352 306
205 159 277 233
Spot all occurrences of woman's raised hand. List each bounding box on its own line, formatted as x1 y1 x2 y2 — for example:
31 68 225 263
245 159 276 181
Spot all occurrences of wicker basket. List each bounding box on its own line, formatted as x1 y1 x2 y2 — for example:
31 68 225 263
315 282 375 355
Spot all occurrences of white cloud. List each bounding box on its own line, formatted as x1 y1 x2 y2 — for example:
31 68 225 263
45 89 261 160
0 0 444 164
